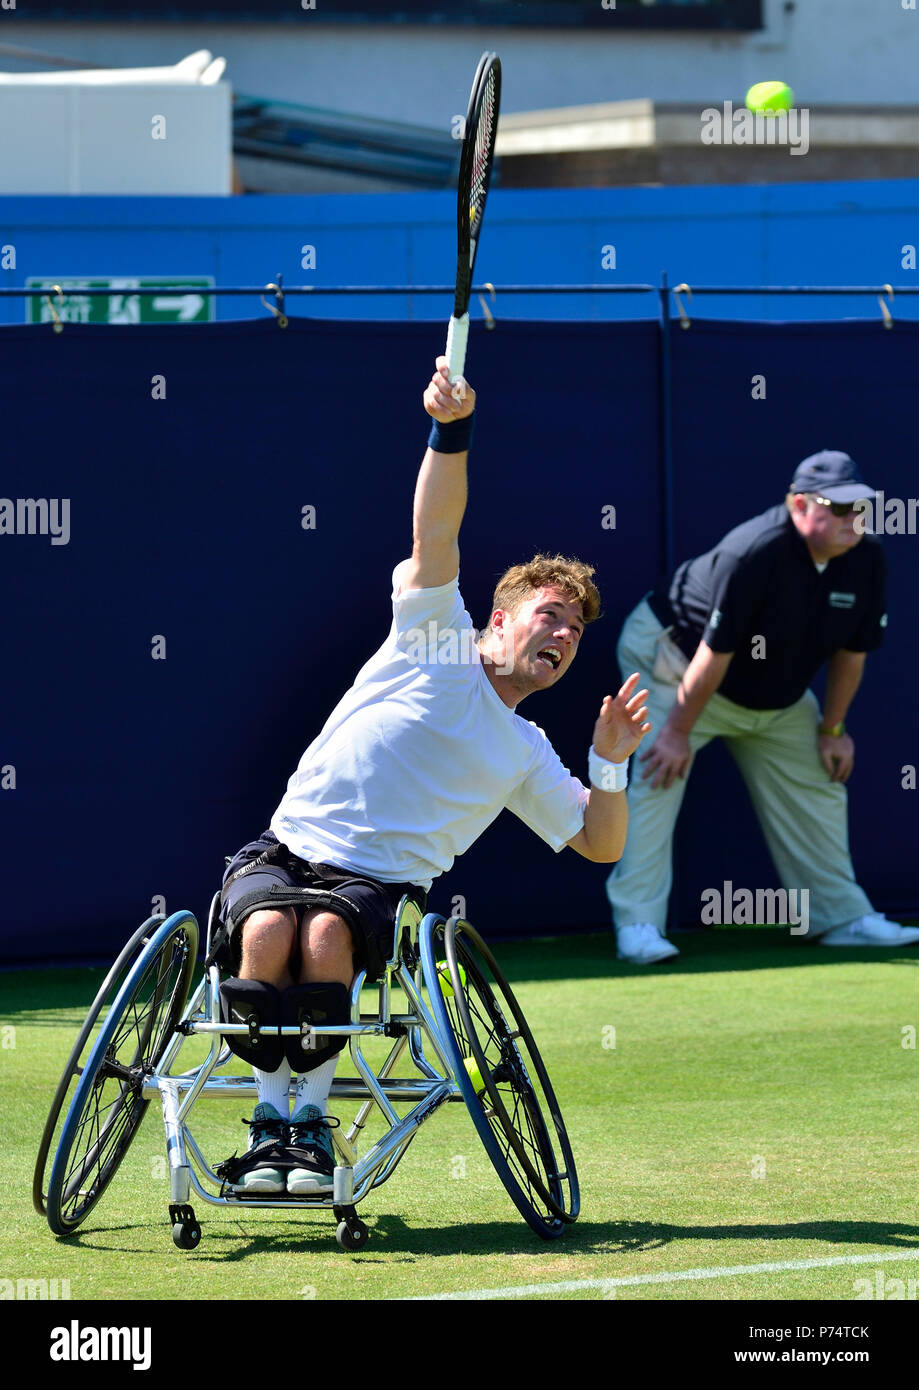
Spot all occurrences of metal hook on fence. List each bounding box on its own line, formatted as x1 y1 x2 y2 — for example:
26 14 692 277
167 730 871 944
878 284 894 330
673 283 693 330
478 281 497 330
260 278 288 329
44 284 64 335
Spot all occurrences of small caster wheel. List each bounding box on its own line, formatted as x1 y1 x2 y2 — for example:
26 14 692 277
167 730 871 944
172 1221 201 1250
169 1203 201 1250
335 1218 369 1252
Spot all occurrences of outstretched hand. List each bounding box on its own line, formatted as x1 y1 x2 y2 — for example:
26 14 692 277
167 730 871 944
592 673 652 765
423 356 476 424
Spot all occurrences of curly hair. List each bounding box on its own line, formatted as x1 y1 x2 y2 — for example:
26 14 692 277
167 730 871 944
483 553 602 632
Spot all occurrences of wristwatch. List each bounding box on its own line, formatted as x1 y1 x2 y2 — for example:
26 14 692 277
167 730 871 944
818 720 845 737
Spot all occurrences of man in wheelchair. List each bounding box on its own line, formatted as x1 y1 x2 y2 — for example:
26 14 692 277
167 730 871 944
216 358 652 1195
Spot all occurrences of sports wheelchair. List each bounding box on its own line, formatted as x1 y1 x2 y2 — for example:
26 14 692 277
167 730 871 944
34 893 579 1251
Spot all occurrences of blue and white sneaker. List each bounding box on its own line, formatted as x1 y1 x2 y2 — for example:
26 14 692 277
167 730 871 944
235 1102 288 1194
287 1105 338 1195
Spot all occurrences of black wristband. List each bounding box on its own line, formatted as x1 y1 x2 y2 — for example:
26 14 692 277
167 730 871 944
427 412 475 454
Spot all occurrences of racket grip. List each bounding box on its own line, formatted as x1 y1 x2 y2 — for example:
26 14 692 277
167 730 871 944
445 313 470 383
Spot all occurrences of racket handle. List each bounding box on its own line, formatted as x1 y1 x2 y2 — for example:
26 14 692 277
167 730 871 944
445 313 470 383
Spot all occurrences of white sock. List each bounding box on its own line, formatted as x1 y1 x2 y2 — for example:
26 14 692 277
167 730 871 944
292 1056 339 1117
253 1062 292 1119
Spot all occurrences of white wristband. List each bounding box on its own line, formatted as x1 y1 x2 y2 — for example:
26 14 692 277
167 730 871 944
588 746 628 793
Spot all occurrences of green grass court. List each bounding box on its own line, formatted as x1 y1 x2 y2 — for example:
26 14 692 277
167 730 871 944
5 928 919 1302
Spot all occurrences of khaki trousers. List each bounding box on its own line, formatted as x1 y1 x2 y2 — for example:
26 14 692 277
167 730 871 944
605 599 874 937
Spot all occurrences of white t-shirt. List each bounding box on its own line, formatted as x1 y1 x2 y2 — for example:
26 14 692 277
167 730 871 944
270 562 589 890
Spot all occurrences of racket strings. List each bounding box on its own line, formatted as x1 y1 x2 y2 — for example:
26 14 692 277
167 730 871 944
469 74 498 220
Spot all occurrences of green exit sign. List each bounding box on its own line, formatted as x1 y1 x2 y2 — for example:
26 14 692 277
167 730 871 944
26 277 215 325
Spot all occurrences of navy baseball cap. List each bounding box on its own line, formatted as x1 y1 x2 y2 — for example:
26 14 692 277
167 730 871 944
789 450 876 503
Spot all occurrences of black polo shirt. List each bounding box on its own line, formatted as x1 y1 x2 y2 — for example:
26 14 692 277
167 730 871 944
648 505 887 710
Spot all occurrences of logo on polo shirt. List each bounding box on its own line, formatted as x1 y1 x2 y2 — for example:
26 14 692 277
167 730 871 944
828 591 856 609
709 608 723 629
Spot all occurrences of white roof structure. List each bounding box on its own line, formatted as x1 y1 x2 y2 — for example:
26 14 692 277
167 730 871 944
0 50 231 194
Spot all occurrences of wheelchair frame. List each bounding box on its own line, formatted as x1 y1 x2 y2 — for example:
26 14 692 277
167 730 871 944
35 893 579 1252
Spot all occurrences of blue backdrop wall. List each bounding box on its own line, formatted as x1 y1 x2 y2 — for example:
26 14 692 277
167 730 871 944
1 313 917 964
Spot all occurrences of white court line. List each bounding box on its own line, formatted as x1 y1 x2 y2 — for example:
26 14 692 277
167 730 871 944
406 1247 919 1300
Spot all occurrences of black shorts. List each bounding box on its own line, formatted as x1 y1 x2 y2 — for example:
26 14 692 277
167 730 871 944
218 830 426 983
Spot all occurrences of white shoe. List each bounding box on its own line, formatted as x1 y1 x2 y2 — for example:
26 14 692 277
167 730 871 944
616 922 680 964
820 914 919 947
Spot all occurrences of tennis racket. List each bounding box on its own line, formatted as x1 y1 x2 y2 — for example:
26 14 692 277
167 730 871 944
445 51 501 394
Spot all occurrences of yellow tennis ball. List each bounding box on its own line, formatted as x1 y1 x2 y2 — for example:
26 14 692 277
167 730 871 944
463 1056 486 1094
745 81 793 115
436 961 467 998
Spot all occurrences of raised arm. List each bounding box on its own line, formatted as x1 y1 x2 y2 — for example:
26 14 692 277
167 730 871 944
400 356 476 592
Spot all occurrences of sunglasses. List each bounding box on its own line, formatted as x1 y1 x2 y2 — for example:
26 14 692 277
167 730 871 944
811 495 862 518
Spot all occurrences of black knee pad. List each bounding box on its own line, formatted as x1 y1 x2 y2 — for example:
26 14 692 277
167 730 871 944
282 982 350 1072
219 978 283 1070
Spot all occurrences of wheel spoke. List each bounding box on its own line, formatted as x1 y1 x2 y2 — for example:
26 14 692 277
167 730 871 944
422 917 579 1236
33 914 174 1220
45 917 197 1234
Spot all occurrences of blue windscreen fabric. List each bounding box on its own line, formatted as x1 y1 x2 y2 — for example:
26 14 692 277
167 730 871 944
1 315 916 962
669 320 919 920
0 316 660 961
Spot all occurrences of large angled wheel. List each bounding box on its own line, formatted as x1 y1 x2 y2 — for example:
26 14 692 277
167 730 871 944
33 915 166 1217
45 912 198 1236
419 915 579 1239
